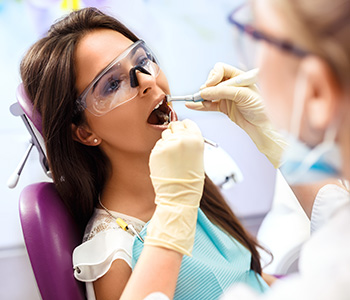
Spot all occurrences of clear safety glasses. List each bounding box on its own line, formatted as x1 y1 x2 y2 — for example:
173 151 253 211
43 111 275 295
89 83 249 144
75 40 160 117
228 4 309 70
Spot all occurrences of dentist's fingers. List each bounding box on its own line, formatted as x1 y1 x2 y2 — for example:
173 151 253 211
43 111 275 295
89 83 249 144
161 120 203 139
200 86 241 101
204 62 244 87
185 85 260 117
185 85 240 114
185 100 220 112
182 119 202 134
168 120 186 132
161 128 173 140
161 121 186 140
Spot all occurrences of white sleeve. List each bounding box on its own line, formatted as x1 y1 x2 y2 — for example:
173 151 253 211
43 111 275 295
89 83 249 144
310 184 349 233
72 229 134 282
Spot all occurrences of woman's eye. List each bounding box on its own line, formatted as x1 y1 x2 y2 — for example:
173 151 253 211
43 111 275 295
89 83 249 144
103 78 121 95
137 56 149 67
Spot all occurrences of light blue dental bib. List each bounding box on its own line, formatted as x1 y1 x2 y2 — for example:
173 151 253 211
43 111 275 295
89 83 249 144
132 208 268 300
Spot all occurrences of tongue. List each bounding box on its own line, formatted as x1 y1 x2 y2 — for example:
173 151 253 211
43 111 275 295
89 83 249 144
147 109 168 125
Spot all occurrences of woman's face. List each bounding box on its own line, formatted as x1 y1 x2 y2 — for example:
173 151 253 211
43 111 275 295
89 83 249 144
75 29 176 157
254 0 302 132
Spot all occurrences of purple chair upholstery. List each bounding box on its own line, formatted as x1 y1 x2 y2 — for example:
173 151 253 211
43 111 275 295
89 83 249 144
19 182 86 300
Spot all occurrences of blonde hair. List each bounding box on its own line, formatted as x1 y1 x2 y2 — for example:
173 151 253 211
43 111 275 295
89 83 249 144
269 0 350 88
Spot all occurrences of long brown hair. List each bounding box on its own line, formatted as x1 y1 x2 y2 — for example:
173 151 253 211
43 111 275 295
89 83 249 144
20 7 264 274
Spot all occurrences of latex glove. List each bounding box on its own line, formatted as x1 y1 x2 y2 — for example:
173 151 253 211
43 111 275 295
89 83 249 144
146 119 205 256
186 62 287 168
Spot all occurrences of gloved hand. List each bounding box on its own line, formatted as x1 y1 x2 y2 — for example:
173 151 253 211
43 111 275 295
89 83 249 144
186 62 287 168
146 119 205 256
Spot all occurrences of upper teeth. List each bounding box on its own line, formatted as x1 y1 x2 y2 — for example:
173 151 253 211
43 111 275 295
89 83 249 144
153 100 163 111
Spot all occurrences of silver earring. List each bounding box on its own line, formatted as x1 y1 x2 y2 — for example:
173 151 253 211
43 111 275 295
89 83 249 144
93 138 98 144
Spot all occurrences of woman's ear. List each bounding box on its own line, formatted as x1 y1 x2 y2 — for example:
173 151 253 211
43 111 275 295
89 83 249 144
301 56 342 131
71 124 101 146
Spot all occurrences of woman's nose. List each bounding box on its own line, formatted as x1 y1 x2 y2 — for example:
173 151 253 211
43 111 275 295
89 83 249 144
133 68 157 96
129 66 151 88
129 66 156 95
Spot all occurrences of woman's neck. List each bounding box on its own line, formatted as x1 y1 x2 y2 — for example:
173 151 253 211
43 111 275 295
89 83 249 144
101 151 156 222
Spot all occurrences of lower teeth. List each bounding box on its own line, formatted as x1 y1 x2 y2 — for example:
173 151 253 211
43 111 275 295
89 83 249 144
155 110 170 125
162 115 169 125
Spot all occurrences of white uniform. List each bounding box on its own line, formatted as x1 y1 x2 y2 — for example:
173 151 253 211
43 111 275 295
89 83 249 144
310 183 349 233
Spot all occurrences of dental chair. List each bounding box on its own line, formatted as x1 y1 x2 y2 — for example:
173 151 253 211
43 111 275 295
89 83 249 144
10 84 86 300
19 182 85 300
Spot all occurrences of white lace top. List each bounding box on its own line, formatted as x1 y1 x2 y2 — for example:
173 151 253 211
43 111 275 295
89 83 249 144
72 208 146 300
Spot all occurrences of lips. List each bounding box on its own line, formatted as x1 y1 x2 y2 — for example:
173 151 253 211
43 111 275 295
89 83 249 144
147 96 173 126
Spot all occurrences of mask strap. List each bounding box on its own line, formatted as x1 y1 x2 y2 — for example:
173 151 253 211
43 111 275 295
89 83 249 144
323 119 339 144
129 66 151 88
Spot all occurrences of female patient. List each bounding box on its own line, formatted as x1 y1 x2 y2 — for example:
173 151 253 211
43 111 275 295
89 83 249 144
20 8 271 300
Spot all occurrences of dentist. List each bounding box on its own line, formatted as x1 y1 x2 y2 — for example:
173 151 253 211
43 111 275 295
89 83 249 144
122 0 350 299
191 0 350 298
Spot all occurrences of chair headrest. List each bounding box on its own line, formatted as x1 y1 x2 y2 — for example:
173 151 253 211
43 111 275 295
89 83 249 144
8 83 51 184
16 83 43 135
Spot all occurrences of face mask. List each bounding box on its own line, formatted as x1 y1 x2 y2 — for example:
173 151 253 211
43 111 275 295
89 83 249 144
280 131 342 185
279 71 343 185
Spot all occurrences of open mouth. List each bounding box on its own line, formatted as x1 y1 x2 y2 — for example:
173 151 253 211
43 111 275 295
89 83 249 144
147 97 172 126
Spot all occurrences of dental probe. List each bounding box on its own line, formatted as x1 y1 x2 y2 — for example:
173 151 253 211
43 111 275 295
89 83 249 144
166 68 259 103
203 138 218 148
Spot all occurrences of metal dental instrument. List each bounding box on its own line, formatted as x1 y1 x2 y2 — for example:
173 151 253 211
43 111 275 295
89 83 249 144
165 69 259 147
166 92 204 103
166 68 259 103
203 138 218 148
